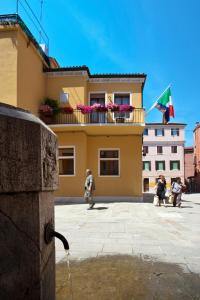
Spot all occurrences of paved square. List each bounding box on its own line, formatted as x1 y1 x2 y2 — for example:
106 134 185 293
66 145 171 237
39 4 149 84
55 193 200 274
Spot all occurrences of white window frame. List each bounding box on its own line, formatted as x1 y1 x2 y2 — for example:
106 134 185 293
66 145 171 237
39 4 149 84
112 92 133 121
171 128 179 136
58 146 75 177
155 128 165 136
98 148 120 177
59 91 69 104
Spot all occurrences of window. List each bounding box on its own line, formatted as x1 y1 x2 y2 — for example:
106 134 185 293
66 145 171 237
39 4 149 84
114 93 130 118
58 147 75 175
60 92 69 104
99 149 119 176
155 129 164 136
90 93 105 105
155 161 165 171
143 146 148 155
171 146 177 153
143 178 149 192
157 146 163 154
143 128 148 136
170 160 180 170
90 93 106 123
171 128 179 136
143 161 151 171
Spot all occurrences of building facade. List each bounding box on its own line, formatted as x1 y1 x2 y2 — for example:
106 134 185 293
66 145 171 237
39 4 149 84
143 123 186 192
194 123 200 192
0 14 146 199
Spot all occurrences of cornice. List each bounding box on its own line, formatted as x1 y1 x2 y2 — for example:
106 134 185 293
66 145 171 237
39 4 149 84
89 77 145 83
45 70 89 77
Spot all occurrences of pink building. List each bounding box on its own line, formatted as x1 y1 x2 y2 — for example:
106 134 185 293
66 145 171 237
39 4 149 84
194 122 200 192
184 147 194 179
143 123 186 192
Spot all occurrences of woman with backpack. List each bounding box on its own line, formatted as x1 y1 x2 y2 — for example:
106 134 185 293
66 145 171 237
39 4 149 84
171 177 184 208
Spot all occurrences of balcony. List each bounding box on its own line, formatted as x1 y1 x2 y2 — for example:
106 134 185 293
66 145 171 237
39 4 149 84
41 108 145 125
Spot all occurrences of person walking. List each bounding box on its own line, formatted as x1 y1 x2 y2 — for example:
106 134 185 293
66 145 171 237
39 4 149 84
171 177 184 208
156 175 167 206
84 169 95 209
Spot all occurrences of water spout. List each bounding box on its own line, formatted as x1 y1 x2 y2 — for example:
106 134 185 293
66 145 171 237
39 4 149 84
53 230 69 250
44 223 69 250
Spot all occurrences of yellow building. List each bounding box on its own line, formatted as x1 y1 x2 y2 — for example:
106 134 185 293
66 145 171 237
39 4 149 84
0 14 146 200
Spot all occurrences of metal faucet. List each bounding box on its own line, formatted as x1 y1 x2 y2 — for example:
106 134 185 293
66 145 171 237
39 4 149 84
44 223 69 250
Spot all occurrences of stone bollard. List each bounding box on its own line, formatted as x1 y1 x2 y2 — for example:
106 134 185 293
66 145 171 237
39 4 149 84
0 103 58 300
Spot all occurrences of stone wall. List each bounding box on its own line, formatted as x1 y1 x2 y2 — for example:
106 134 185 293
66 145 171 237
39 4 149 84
0 103 58 300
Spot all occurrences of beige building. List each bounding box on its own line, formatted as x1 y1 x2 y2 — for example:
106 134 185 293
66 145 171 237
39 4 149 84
0 14 146 200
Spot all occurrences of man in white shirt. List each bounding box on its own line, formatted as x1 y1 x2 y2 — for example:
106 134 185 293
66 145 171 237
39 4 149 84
84 169 95 209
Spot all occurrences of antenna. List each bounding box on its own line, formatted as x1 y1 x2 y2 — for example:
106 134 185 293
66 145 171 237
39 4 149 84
16 0 19 14
39 0 44 43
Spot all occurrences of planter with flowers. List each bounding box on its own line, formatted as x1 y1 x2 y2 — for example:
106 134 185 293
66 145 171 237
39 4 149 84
119 104 134 112
107 103 120 112
39 98 60 124
110 104 134 123
76 104 93 114
91 103 108 113
61 107 74 114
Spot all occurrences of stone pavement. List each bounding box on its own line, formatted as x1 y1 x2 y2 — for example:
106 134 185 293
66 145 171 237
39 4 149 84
55 193 200 274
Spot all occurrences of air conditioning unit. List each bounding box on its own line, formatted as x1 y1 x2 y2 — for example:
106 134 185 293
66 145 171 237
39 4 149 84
39 43 48 55
116 117 125 123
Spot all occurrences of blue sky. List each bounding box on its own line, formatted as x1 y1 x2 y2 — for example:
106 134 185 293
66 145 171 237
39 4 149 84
1 0 200 145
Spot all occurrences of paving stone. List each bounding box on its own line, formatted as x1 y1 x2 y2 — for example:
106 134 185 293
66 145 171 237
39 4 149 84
55 194 200 274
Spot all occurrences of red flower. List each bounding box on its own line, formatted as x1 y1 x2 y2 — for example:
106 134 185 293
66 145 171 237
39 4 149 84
62 107 74 114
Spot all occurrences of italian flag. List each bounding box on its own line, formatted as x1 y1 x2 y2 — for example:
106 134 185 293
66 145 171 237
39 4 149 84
157 87 175 118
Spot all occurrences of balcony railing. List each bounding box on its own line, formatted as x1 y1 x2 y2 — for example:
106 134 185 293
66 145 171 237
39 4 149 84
41 109 145 125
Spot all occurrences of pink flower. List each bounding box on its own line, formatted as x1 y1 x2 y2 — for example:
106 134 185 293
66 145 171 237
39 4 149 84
76 104 93 114
39 104 53 113
107 103 120 112
119 105 134 112
92 103 108 112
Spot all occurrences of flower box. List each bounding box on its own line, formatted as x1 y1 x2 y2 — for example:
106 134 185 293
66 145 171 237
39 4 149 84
76 104 93 114
91 103 108 112
107 103 120 112
61 107 74 114
39 104 53 116
119 105 134 112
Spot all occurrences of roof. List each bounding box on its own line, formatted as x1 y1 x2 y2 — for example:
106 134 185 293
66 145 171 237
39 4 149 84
44 65 147 79
0 14 50 67
0 14 147 81
194 123 200 132
184 147 194 153
146 123 187 126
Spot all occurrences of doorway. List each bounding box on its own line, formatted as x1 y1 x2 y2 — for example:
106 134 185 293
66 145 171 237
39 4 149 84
143 178 149 192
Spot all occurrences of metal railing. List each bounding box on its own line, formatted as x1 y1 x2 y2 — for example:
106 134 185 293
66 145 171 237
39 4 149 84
47 109 144 125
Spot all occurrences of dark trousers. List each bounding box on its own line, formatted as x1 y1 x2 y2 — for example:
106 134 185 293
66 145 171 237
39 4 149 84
172 193 178 207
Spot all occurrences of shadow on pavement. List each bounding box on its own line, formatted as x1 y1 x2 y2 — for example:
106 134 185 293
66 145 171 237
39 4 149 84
56 255 200 300
92 207 108 210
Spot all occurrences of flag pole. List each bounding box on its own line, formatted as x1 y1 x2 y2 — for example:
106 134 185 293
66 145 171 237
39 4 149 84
145 83 171 115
